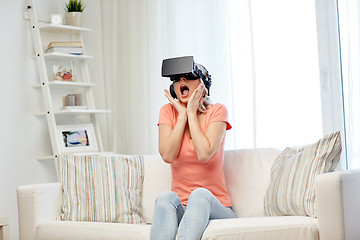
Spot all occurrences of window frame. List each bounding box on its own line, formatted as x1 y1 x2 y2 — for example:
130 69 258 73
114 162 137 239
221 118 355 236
315 0 348 169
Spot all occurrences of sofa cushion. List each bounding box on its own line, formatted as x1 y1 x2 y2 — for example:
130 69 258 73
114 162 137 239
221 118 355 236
142 155 172 223
202 216 319 240
223 148 280 217
37 217 318 240
36 221 150 240
264 131 341 217
57 153 145 223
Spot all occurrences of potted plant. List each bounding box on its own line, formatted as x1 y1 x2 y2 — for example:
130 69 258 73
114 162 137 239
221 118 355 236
65 0 86 27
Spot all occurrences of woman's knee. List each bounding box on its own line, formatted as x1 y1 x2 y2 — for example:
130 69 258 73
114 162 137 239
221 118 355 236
155 191 181 207
153 191 184 223
188 188 213 203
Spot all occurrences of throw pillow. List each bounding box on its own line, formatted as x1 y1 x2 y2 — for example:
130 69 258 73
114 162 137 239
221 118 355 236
264 131 341 217
57 153 145 224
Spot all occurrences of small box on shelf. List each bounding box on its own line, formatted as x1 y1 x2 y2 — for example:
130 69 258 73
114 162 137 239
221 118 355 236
62 93 85 109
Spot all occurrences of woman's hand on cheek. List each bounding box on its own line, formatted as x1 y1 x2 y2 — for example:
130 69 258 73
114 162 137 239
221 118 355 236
164 89 187 118
187 84 205 115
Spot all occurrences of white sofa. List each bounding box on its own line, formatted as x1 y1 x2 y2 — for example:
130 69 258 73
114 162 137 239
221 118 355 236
17 148 360 240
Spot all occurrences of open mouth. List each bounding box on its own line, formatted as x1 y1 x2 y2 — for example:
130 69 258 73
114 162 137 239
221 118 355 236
180 84 190 97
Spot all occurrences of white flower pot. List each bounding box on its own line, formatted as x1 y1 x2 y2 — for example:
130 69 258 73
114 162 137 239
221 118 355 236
65 12 83 27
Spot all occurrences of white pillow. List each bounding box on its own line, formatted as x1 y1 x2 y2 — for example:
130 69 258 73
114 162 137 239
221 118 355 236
57 153 145 223
264 131 342 217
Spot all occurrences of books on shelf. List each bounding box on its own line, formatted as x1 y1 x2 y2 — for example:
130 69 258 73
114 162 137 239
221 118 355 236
48 41 83 48
46 46 83 55
46 41 83 55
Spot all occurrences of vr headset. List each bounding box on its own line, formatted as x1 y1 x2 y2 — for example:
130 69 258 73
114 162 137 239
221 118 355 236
161 56 211 99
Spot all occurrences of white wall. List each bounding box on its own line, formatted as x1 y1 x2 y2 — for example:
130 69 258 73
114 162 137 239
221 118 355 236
0 1 107 239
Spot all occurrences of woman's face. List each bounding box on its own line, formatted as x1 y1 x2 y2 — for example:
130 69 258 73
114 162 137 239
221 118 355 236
173 77 201 104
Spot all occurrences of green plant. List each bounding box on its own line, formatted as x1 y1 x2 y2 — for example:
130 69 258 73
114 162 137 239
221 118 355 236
65 0 86 12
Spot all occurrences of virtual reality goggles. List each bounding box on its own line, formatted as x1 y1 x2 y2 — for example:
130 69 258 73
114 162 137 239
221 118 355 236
161 56 211 85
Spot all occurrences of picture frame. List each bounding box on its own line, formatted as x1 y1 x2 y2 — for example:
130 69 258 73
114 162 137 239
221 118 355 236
57 124 98 153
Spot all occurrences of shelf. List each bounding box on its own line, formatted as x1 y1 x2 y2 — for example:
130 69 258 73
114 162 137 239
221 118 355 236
54 109 111 115
43 52 93 60
37 155 55 161
35 109 111 116
39 23 91 33
33 81 95 89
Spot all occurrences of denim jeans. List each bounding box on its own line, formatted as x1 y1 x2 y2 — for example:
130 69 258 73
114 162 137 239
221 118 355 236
150 188 237 240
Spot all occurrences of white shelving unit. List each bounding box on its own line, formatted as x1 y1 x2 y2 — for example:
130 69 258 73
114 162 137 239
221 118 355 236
26 0 110 160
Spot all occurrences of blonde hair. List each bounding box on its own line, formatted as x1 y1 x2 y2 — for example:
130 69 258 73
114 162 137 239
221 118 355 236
195 63 212 113
198 84 211 112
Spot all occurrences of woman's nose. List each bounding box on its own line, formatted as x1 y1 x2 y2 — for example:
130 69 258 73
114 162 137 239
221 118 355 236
180 77 186 81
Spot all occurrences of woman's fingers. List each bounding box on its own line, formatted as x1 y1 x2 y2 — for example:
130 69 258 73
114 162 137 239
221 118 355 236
164 89 187 115
165 89 181 106
194 84 205 102
164 89 174 102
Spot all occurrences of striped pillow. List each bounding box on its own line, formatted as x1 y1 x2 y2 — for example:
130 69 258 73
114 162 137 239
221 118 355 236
57 153 145 223
264 131 341 217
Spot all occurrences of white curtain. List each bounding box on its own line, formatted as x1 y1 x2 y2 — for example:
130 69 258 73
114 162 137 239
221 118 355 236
101 0 248 154
338 0 360 169
101 0 323 155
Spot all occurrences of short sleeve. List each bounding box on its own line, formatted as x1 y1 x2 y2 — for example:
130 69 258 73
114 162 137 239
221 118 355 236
158 104 175 127
209 104 232 130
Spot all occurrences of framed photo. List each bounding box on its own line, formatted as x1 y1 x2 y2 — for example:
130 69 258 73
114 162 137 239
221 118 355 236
57 124 98 153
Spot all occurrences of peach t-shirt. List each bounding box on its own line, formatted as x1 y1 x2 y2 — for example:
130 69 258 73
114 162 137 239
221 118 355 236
158 103 232 206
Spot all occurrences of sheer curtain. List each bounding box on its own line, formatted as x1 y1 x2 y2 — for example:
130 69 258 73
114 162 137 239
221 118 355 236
101 0 323 155
338 0 360 169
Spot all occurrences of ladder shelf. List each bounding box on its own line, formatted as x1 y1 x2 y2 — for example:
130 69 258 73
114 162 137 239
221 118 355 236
26 0 110 160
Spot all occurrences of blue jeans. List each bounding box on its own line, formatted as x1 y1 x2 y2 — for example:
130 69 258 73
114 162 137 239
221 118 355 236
150 188 237 240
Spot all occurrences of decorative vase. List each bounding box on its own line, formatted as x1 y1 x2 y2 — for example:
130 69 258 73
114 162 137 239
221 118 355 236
65 12 83 27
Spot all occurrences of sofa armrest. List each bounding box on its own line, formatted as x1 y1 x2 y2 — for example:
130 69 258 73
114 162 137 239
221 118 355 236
315 170 360 240
16 183 62 240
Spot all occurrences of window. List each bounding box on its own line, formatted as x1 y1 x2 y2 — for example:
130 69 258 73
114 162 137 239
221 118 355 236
338 0 360 169
226 0 323 150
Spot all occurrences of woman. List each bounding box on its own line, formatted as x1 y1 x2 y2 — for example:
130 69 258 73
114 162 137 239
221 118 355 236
151 61 236 240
